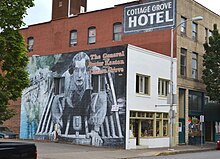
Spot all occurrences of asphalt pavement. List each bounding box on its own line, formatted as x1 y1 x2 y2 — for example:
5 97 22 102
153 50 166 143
1 139 217 159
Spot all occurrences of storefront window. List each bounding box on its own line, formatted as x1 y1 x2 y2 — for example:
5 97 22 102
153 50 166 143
188 116 201 145
129 119 135 138
141 120 153 137
156 120 161 136
130 111 168 138
163 121 168 136
188 117 200 136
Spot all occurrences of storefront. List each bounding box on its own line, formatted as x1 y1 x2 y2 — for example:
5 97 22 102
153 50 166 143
204 103 220 142
188 91 204 145
128 111 169 148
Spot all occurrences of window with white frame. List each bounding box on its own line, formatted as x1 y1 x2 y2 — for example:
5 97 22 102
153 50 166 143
158 78 169 96
192 52 198 79
70 30 77 47
88 26 96 44
113 22 122 41
180 16 187 34
27 37 34 52
130 111 168 138
54 77 65 95
136 74 150 95
192 22 198 41
180 48 187 76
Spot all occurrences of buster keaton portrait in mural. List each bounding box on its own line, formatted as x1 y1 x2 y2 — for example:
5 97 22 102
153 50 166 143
51 52 110 146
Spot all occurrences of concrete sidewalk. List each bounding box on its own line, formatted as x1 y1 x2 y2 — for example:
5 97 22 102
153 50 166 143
153 142 216 157
114 143 217 159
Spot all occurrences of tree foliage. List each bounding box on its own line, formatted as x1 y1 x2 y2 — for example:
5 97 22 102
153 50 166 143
0 0 34 124
203 24 220 103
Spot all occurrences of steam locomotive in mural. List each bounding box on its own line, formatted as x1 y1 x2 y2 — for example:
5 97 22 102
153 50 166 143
20 46 127 147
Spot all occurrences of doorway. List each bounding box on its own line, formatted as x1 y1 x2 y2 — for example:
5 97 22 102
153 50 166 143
179 118 185 144
205 121 213 141
133 120 140 145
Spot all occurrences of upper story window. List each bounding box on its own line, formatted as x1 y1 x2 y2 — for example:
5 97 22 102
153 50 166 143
113 22 122 41
136 74 150 95
54 77 65 95
209 30 213 38
205 28 213 43
191 52 198 79
59 0 63 7
70 30 77 47
189 91 203 113
192 22 198 41
180 16 187 34
88 26 96 44
27 37 34 52
158 78 169 97
180 48 187 77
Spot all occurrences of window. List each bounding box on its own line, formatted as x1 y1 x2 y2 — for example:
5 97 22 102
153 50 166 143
205 28 213 43
192 22 198 41
180 16 187 34
141 119 153 137
158 78 169 96
205 28 209 43
80 6 85 13
180 48 187 76
130 111 168 138
189 91 203 113
54 77 65 95
192 52 198 79
113 22 122 41
136 74 150 95
27 37 34 52
70 30 77 47
59 0 63 7
209 30 213 38
88 26 96 44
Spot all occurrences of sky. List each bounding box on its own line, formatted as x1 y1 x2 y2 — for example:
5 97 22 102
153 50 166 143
23 0 220 26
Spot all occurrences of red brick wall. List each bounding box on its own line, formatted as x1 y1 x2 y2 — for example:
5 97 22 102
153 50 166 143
3 99 21 134
21 4 175 58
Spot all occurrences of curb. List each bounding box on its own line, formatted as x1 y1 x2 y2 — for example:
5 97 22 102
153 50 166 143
155 148 216 156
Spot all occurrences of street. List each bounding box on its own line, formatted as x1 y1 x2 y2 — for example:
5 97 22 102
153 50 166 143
137 151 220 159
3 139 217 159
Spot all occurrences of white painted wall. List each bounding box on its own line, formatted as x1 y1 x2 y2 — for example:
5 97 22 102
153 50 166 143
125 45 177 149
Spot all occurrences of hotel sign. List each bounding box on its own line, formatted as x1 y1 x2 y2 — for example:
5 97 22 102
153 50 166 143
123 0 176 34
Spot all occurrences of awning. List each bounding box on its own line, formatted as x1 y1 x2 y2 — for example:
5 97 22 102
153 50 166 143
204 103 220 122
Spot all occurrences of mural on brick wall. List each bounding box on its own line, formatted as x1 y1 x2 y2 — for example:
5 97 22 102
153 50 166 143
20 45 127 147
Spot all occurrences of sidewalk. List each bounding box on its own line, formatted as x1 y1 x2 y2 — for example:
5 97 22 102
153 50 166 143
96 142 217 159
153 142 216 157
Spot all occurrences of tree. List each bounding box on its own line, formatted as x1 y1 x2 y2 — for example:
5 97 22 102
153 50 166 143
203 24 220 103
0 0 34 124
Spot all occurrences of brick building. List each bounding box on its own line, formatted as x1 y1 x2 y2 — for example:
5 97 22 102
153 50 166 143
4 0 220 148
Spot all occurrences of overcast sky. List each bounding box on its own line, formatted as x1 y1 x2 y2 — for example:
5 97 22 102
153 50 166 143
23 0 220 26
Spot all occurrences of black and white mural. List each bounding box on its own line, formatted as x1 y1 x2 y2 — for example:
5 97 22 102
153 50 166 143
20 45 127 147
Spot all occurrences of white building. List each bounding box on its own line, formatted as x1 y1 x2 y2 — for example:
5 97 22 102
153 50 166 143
126 45 177 149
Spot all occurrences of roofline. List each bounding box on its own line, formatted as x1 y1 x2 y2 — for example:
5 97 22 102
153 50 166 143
20 0 140 29
192 0 219 17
